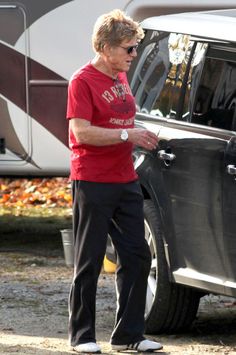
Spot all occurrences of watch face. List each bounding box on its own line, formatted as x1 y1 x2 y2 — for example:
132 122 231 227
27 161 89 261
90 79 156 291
121 129 128 141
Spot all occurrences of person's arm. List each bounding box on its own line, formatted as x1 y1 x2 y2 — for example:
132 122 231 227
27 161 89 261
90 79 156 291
69 118 158 150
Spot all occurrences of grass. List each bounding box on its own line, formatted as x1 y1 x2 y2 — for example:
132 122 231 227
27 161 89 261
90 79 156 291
0 208 72 233
0 206 72 257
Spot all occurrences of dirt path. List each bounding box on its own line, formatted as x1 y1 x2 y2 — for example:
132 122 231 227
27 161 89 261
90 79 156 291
1 249 236 354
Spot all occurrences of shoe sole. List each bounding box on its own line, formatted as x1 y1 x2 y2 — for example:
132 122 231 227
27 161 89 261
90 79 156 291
111 345 163 352
72 346 101 353
73 349 101 354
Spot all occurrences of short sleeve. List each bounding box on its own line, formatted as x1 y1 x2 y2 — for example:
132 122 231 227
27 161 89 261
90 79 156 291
66 75 93 121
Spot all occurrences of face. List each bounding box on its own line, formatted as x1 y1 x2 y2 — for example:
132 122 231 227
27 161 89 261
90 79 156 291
104 38 138 75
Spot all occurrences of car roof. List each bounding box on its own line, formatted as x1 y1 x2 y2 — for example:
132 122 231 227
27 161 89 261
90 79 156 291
141 9 236 43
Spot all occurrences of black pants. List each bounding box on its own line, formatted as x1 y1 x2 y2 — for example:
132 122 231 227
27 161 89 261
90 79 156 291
69 180 151 347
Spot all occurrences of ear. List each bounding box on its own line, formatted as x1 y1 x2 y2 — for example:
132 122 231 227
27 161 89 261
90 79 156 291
103 43 113 56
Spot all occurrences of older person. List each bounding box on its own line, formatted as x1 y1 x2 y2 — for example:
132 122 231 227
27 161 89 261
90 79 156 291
66 9 163 354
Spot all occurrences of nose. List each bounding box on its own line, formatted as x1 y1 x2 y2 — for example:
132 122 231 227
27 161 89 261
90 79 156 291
130 48 137 57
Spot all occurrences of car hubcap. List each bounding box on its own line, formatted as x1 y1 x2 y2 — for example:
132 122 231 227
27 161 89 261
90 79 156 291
144 219 157 317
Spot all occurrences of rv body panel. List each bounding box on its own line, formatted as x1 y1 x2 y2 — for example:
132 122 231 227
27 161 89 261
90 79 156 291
1 0 236 176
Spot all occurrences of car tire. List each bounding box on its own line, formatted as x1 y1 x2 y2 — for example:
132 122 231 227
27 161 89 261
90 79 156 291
144 200 201 333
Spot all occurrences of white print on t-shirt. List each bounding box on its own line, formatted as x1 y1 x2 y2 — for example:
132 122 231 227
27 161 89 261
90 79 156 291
109 117 134 126
102 83 132 103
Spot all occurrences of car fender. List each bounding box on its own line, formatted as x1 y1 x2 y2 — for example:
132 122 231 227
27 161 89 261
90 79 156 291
134 147 178 280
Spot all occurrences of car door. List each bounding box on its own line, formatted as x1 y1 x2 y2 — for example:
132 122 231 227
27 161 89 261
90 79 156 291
158 44 236 293
224 134 236 288
157 121 228 290
211 51 236 289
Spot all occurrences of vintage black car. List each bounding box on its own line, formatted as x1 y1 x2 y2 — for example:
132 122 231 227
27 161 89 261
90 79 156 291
127 9 236 333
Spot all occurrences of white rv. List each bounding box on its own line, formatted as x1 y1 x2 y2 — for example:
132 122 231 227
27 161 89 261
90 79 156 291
1 0 236 176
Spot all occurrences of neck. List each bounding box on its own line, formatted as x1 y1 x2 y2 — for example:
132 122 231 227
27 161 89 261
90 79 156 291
91 55 118 79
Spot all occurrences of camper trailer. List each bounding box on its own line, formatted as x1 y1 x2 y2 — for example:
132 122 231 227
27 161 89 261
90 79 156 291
1 0 236 176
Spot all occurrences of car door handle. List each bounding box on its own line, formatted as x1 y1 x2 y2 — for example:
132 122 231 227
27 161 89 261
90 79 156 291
158 150 176 161
227 164 236 175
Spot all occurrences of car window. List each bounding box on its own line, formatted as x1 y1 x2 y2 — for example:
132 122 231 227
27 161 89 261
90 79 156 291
189 46 236 131
130 30 196 119
181 42 208 120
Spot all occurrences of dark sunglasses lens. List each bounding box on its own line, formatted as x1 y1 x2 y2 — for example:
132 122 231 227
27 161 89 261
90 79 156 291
127 45 138 54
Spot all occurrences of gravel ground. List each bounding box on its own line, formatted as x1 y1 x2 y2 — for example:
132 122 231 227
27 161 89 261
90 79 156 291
1 238 236 354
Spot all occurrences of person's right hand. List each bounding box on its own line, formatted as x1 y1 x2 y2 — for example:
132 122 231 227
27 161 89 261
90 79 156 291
127 128 158 151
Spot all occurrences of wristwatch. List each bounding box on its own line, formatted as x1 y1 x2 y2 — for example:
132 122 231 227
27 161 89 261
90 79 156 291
120 129 129 142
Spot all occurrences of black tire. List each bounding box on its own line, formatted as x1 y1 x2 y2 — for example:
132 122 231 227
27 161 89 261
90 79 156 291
144 200 201 334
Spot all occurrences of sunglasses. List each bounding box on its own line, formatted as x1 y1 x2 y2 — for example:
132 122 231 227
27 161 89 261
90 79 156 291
119 44 139 54
113 77 126 102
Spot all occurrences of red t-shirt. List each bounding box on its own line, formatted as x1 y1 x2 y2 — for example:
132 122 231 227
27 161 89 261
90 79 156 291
66 62 138 183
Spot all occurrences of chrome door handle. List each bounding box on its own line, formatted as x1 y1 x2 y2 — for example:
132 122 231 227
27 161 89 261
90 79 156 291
158 150 176 161
227 164 236 175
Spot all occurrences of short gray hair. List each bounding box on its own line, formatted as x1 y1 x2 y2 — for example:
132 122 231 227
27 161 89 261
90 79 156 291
92 9 144 53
